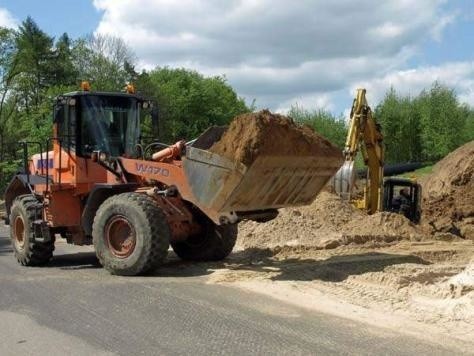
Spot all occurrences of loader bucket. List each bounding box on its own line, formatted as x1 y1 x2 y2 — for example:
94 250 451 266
183 141 342 217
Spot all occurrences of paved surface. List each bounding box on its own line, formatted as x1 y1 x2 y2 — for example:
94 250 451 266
0 224 463 355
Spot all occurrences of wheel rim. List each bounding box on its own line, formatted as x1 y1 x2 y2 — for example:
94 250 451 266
13 215 26 250
104 216 136 258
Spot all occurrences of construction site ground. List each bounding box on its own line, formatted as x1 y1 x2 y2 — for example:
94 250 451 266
209 239 474 348
0 218 473 352
2 228 465 355
206 141 474 349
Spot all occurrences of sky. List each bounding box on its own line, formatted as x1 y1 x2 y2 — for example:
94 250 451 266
0 0 473 115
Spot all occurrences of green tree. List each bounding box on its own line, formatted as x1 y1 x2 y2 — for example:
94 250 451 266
0 27 19 161
14 17 55 109
71 34 135 91
375 82 473 163
416 82 468 160
137 67 250 142
0 27 21 189
461 105 474 143
375 88 423 162
52 33 77 85
288 105 347 148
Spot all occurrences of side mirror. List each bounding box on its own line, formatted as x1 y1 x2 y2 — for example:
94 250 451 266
151 107 160 138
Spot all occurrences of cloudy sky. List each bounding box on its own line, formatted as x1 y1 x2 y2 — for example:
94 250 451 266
1 0 473 115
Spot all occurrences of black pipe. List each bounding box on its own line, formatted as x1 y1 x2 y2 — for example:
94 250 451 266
357 162 428 178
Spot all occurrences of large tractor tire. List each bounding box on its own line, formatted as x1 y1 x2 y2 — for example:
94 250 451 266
10 195 54 266
92 192 170 276
171 212 237 261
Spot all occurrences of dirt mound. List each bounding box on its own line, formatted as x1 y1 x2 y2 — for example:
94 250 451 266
344 211 419 238
422 141 474 240
422 141 474 198
237 191 421 252
209 109 341 166
236 192 362 250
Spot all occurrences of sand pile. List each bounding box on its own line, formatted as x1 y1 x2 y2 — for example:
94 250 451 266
422 141 474 240
209 109 341 166
343 211 421 240
237 191 421 251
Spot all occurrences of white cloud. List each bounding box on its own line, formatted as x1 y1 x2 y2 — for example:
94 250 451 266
275 92 335 114
93 0 464 110
371 22 405 39
350 61 474 106
431 12 457 41
0 8 17 28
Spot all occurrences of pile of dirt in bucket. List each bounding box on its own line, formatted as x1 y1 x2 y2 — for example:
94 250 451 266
209 109 342 166
422 141 474 240
237 191 421 251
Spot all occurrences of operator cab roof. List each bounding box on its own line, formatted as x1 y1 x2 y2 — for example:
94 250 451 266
58 91 145 101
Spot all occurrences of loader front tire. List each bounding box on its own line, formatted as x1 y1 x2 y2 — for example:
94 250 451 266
10 195 54 266
171 212 237 261
92 193 170 276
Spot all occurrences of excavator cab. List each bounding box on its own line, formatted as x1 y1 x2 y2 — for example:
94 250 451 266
382 178 422 224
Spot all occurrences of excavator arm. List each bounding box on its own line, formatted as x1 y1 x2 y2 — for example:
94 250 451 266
334 89 384 214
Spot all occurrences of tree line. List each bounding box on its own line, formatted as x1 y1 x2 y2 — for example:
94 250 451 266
1 17 473 192
291 83 474 163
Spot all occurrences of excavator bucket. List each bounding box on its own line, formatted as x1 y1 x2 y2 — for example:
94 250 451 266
332 161 356 201
183 127 342 220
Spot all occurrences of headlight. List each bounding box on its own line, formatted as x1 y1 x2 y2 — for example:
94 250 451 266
99 152 108 162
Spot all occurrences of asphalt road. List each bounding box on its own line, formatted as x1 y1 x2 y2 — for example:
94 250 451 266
0 224 465 355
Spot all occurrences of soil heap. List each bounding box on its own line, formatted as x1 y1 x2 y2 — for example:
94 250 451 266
209 109 341 166
422 141 474 240
237 191 421 252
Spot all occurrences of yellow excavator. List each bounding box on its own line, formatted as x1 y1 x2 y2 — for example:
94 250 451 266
333 88 422 223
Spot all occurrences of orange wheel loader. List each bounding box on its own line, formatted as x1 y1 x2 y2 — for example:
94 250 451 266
3 84 341 275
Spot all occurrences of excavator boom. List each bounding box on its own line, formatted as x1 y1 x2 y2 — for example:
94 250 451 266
333 88 421 223
333 88 384 214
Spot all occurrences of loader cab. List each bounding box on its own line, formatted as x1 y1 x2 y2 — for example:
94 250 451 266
382 177 421 223
54 91 148 158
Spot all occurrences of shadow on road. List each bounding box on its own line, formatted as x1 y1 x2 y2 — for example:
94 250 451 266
150 248 430 282
229 251 428 282
43 246 429 282
152 256 215 278
0 226 431 281
47 252 101 270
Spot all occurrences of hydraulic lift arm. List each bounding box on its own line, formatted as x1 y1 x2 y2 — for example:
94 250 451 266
334 88 384 214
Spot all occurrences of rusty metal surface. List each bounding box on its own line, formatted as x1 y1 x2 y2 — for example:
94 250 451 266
183 146 342 215
104 215 136 258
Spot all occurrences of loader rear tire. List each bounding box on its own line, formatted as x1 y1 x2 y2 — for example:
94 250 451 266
92 193 170 276
10 195 54 266
171 212 237 261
